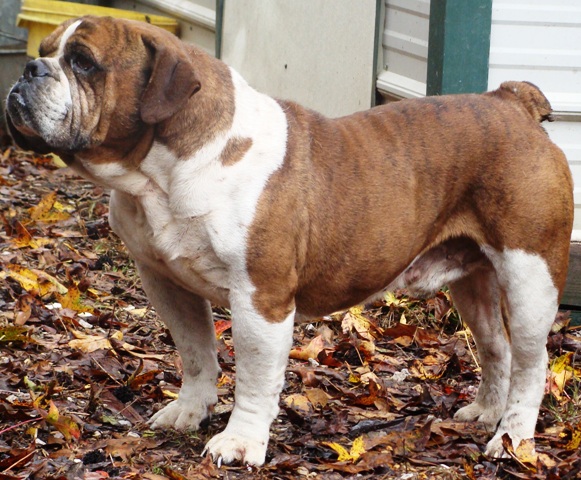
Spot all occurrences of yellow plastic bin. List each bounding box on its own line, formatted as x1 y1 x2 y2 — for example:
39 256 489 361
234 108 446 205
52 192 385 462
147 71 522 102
18 0 180 57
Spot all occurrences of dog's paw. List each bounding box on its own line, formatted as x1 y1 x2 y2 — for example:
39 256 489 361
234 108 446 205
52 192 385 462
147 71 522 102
149 399 210 431
484 431 532 458
484 432 510 458
454 402 503 430
485 408 537 458
204 431 267 466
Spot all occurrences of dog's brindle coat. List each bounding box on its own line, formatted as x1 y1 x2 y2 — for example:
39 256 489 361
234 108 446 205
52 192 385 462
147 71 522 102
6 16 573 466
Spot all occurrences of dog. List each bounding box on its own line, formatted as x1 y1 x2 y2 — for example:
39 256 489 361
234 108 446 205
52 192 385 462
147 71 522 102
6 15 573 466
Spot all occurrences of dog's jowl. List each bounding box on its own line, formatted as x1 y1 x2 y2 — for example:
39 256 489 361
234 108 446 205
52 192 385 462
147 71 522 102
6 16 573 466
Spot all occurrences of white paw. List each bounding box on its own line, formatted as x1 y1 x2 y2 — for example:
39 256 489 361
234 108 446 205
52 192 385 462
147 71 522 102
485 409 537 458
484 431 527 458
204 431 268 466
454 402 503 431
149 398 212 431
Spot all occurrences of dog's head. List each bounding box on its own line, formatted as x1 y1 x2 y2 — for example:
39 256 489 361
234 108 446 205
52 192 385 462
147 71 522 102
5 16 200 156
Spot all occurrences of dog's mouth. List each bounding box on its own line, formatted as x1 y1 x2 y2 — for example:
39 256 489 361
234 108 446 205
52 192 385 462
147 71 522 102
6 85 39 137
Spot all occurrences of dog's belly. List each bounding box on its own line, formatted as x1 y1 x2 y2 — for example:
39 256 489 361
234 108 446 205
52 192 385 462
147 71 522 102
109 190 231 306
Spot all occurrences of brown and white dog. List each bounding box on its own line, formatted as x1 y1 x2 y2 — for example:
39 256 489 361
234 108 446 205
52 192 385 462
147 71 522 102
5 16 574 466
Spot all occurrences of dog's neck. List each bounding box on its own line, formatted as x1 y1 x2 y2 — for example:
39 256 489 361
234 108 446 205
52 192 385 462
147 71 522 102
67 51 237 196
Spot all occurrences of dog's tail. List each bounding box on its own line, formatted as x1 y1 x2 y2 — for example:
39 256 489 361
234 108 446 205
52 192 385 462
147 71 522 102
494 81 554 123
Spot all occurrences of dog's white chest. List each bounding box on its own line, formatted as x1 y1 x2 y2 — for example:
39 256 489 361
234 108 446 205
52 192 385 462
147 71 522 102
109 188 231 305
102 68 289 306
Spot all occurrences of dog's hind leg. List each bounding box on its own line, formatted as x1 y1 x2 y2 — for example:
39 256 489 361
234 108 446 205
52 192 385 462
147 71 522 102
449 265 511 431
137 262 221 432
480 247 560 457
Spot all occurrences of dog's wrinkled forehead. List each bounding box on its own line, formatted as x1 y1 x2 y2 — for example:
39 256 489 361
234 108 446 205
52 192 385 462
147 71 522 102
38 16 135 64
38 19 84 58
58 20 81 56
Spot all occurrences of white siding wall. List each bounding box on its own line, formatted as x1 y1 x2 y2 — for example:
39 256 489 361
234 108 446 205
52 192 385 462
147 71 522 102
221 0 377 118
377 0 430 100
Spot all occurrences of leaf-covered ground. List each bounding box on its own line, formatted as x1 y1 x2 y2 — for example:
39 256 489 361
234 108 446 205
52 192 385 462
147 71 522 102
1 143 581 480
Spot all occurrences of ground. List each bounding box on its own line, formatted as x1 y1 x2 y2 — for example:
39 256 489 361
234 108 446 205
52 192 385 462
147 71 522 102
0 144 580 480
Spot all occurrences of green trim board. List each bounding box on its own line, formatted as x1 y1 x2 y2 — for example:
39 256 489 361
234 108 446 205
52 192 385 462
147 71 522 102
427 0 492 95
372 0 385 107
215 0 224 59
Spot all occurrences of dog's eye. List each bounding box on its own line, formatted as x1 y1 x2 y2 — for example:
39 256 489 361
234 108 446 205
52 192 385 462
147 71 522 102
71 53 95 74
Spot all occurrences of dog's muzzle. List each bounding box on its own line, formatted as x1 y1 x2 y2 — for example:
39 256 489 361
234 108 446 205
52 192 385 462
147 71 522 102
7 60 53 130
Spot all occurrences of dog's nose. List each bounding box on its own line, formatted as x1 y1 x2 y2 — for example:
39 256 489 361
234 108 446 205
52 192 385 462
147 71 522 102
23 60 50 81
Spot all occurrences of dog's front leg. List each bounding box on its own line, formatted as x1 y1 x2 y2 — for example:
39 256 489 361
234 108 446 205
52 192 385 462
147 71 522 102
134 262 220 432
204 289 295 466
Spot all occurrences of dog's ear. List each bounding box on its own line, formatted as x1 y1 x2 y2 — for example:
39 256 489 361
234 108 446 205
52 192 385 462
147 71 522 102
140 34 201 125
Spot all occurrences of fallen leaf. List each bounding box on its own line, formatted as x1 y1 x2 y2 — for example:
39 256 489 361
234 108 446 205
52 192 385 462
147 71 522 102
0 325 31 343
56 284 93 313
214 319 232 338
305 388 329 408
68 329 122 353
29 191 71 223
10 219 51 249
547 352 581 400
290 335 331 362
284 393 311 414
563 423 581 450
324 436 366 463
35 400 81 442
3 264 59 297
342 306 375 341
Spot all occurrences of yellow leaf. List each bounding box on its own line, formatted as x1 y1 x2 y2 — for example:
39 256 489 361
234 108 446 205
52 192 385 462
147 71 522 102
410 359 445 380
38 211 71 223
11 220 39 248
52 200 75 213
348 372 361 384
384 291 399 306
514 438 557 470
162 390 179 400
5 264 40 293
31 268 68 295
42 400 81 442
47 400 59 423
324 442 352 462
384 291 410 307
342 308 374 341
29 191 71 223
324 436 366 463
564 423 581 451
0 325 31 343
29 191 57 221
350 436 366 462
349 305 363 315
5 264 58 296
56 285 93 313
548 352 581 400
49 153 67 168
551 352 573 374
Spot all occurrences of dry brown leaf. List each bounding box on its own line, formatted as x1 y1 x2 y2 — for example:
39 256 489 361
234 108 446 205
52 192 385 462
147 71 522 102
68 329 122 353
305 388 329 408
284 393 312 414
